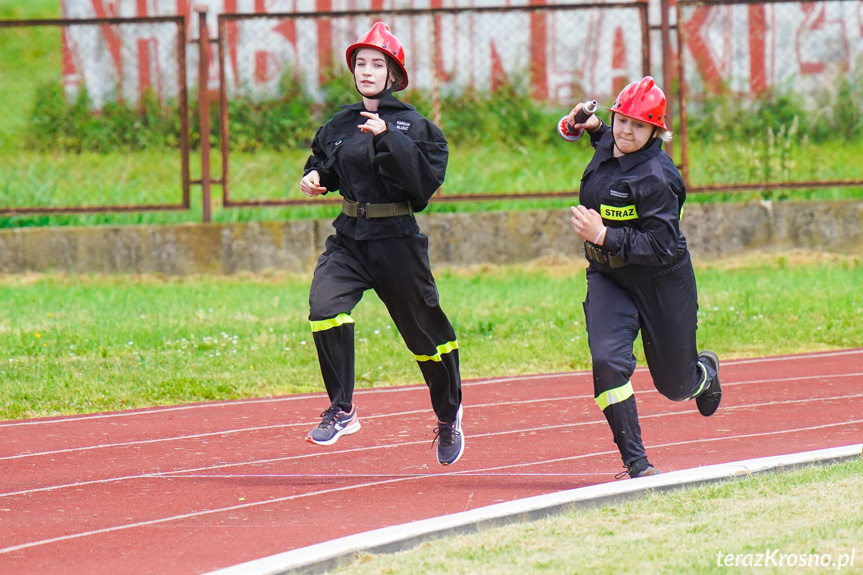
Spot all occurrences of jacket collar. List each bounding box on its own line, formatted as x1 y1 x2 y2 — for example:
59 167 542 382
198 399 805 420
596 131 664 172
341 93 414 112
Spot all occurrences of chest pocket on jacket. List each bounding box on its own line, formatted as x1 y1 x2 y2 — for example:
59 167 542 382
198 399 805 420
600 181 637 221
321 131 352 170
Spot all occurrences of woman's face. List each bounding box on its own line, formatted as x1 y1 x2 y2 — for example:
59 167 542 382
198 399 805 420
354 48 390 97
612 113 654 155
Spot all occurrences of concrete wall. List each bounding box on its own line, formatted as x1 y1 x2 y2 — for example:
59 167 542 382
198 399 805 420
1 200 861 275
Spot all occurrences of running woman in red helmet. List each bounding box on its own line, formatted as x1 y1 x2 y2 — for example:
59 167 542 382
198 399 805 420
300 22 464 465
561 76 722 478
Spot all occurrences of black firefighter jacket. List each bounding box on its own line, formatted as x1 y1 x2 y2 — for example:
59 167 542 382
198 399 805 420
579 126 689 267
303 93 448 240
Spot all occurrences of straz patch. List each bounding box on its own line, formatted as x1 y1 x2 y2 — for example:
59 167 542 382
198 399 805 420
395 120 412 133
600 204 638 221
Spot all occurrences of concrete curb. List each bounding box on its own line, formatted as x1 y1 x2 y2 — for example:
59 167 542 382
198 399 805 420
205 444 862 575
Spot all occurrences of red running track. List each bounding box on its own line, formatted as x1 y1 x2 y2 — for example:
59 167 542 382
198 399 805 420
1 349 862 574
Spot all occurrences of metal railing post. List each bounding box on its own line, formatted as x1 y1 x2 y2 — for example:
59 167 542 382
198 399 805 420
660 0 674 160
196 5 212 223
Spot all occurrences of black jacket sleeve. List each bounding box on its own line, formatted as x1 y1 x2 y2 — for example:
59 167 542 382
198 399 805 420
603 170 682 266
303 125 340 192
373 119 448 202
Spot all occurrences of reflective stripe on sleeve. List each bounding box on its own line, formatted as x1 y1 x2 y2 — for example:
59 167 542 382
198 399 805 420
414 340 459 363
309 313 354 333
594 381 635 411
600 204 638 221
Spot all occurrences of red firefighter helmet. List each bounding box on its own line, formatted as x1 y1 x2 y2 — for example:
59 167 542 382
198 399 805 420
607 76 667 130
345 22 409 91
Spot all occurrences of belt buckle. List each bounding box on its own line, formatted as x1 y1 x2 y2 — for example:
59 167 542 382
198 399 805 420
357 204 366 218
586 243 608 264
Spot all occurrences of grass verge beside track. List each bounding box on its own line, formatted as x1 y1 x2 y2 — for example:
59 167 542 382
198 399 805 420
328 458 863 575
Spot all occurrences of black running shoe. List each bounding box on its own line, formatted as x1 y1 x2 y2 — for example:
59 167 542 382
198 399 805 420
616 457 661 479
433 405 464 466
696 350 722 417
305 404 360 445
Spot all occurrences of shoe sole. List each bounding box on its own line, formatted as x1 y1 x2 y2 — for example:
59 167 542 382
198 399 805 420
438 406 465 466
305 419 361 446
696 350 722 417
633 466 662 478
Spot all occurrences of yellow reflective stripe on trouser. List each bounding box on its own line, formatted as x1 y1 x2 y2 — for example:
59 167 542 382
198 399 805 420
309 313 354 333
414 340 459 362
686 361 711 400
594 381 635 411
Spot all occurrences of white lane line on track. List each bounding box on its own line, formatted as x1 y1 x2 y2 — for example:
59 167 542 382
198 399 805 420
718 348 863 365
150 472 620 479
4 380 861 462
3 393 861 499
0 395 591 461
0 422 315 461
0 372 592 429
3 349 859 429
725 371 863 387
2 418 862 557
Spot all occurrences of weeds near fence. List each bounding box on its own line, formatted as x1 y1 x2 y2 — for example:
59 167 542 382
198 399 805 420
25 68 560 154
26 84 183 153
687 63 863 146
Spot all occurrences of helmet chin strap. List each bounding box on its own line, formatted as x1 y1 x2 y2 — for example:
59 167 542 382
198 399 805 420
611 114 624 155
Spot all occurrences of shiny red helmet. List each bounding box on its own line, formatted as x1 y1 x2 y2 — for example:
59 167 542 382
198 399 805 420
345 22 409 91
608 76 667 130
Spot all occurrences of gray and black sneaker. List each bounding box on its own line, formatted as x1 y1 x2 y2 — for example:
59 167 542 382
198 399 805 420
433 405 464 466
696 350 722 417
616 457 661 479
305 404 360 446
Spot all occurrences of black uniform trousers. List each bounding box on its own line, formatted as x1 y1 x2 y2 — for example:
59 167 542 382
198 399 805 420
582 250 714 465
308 232 462 423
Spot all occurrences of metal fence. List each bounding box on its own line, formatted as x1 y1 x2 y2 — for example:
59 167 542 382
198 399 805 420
1 0 861 221
215 4 650 208
0 15 190 215
675 0 863 193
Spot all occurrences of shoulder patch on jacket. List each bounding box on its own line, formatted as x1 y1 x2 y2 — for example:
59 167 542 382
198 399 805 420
395 120 412 133
601 204 638 221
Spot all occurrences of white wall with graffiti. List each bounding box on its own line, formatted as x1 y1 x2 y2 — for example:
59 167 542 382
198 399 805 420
60 0 862 109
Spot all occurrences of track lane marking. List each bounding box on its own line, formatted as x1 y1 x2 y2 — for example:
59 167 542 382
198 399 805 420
2 418 861 556
6 372 863 461
0 396 587 461
3 349 860 428
5 372 862 461
3 393 861 498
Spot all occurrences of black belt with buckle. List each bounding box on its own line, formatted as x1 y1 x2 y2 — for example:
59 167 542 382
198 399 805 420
584 242 627 268
342 199 413 219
